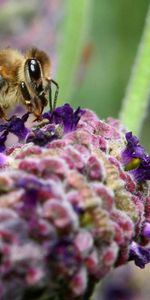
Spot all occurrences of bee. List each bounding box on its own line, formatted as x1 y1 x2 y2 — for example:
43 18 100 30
0 47 59 121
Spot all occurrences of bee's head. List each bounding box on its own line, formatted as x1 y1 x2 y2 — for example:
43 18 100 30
21 48 58 118
24 48 51 95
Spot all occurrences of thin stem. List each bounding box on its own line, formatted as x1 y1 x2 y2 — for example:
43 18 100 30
119 5 150 135
57 0 91 103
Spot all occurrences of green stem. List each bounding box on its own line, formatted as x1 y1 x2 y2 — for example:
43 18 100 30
57 0 91 103
119 5 150 135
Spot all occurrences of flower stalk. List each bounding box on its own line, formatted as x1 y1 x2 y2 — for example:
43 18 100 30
120 4 150 135
57 0 91 102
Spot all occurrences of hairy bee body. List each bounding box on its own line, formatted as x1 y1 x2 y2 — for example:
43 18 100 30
0 49 23 111
0 47 52 120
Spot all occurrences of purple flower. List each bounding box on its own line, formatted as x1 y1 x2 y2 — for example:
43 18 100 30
122 132 146 163
26 104 85 147
0 113 29 152
10 113 30 139
43 103 85 133
0 104 149 299
26 124 60 146
129 241 150 268
15 175 52 214
0 131 8 152
0 105 84 151
122 132 150 181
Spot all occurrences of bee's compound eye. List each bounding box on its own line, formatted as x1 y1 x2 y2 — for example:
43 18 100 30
27 59 41 81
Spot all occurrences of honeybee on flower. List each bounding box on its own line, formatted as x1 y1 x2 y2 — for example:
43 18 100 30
0 47 58 121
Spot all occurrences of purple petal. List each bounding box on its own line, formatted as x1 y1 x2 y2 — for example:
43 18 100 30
43 103 85 133
129 241 150 268
0 113 29 151
15 176 41 210
142 222 150 238
122 132 150 182
8 114 29 140
26 125 58 146
122 132 146 164
0 131 9 152
0 153 8 167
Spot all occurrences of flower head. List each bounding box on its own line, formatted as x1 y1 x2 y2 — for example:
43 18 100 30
0 104 149 299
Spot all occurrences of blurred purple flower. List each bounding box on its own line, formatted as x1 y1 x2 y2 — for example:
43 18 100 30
129 241 150 268
143 222 150 238
0 152 8 167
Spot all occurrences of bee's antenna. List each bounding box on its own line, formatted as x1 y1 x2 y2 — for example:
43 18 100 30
49 79 59 112
49 81 53 112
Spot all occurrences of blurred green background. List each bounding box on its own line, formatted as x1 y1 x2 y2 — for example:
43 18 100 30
0 1 150 299
72 0 150 150
0 0 149 150
75 1 149 116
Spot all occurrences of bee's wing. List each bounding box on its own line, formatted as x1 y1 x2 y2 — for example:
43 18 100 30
0 74 7 88
0 66 10 90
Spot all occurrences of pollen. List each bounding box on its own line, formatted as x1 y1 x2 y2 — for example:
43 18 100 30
124 157 141 171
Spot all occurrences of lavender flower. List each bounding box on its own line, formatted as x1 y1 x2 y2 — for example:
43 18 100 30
0 104 149 300
43 103 85 133
0 113 29 152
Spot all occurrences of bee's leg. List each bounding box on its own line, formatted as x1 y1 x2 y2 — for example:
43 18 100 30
19 81 32 109
0 73 9 121
48 80 53 112
0 105 8 121
39 93 48 110
48 79 59 112
45 79 59 112
32 108 44 122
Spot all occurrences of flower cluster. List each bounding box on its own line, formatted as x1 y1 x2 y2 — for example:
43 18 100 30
0 104 149 300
